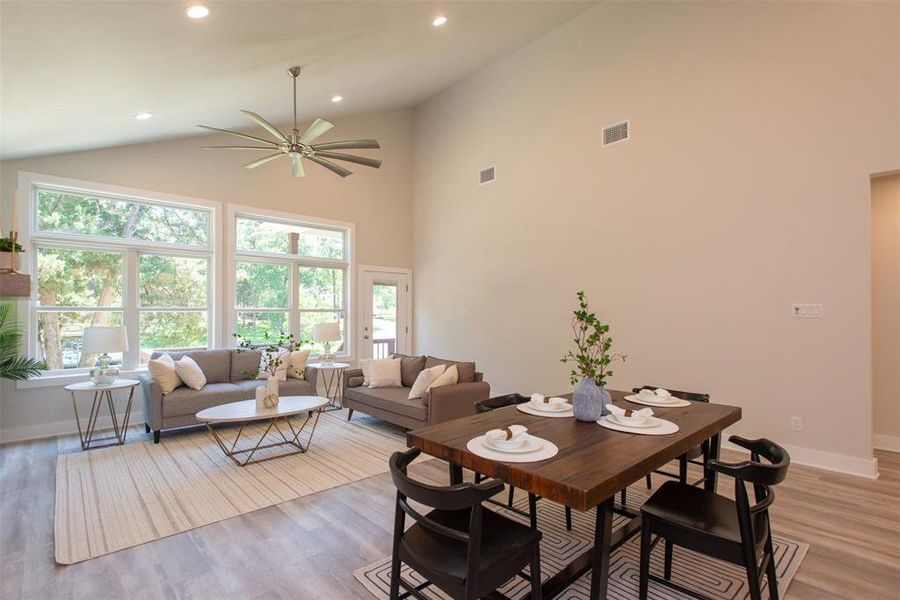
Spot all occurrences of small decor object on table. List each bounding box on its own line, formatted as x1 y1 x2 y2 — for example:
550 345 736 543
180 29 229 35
83 326 128 385
313 322 342 365
235 330 308 409
65 379 140 450
306 361 350 410
561 290 627 422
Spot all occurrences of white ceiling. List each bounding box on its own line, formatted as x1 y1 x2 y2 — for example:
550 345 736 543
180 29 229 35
0 1 591 159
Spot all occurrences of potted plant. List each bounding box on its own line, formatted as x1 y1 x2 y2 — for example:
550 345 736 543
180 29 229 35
561 291 626 421
0 236 24 272
0 302 44 380
234 330 307 408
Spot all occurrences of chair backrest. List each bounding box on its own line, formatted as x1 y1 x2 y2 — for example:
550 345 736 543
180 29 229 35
633 385 710 403
474 393 531 413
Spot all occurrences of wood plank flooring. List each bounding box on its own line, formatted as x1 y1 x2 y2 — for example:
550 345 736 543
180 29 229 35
1 420 898 599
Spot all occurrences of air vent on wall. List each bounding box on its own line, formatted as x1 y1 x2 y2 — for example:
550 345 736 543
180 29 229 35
602 121 629 146
479 166 496 185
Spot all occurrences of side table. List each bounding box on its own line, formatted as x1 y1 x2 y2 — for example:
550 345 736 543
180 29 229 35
307 362 350 411
65 379 140 450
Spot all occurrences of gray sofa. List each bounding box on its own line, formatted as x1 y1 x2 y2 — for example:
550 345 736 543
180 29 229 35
139 349 319 443
342 354 489 429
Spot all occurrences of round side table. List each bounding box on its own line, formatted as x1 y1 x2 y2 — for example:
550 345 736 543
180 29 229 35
65 379 140 450
307 362 350 411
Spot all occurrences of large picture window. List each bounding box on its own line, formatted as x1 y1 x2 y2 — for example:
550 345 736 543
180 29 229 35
230 211 350 356
25 176 217 374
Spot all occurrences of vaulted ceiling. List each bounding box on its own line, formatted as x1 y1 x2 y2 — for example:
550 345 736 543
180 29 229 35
0 1 591 159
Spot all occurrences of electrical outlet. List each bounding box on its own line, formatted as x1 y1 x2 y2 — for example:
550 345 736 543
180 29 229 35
789 416 803 432
792 304 823 318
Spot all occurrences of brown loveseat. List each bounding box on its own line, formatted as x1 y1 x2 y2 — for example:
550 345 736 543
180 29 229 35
139 349 319 443
342 354 489 429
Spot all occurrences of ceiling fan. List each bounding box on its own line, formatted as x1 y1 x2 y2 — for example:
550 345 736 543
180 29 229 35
197 66 381 178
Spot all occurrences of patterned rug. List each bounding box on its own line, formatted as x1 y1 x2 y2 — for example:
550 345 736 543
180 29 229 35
354 485 808 599
54 410 408 564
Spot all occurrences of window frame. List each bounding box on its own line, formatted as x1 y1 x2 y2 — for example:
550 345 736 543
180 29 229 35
225 204 354 361
16 171 221 383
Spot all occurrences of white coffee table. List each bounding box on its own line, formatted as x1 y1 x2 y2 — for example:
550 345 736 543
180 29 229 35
196 395 329 466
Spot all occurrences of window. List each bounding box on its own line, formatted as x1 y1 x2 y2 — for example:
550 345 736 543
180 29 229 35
230 211 350 355
25 176 217 373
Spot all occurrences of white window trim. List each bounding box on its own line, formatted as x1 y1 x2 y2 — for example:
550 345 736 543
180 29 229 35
224 204 356 362
15 171 222 387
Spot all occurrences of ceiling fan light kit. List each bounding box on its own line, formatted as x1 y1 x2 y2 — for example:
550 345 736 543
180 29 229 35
198 66 382 178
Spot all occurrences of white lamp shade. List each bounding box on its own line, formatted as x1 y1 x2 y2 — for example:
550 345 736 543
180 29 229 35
313 322 341 343
82 326 128 353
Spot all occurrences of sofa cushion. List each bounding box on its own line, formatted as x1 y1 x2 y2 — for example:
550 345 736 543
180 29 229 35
235 379 265 394
392 354 427 387
345 386 427 421
425 356 476 383
231 350 262 381
162 382 247 417
151 349 231 384
278 378 317 397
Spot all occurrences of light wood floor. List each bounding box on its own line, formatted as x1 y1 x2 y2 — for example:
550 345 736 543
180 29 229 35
1 420 898 599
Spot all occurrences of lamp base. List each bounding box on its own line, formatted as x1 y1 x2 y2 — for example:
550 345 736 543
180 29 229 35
90 353 119 385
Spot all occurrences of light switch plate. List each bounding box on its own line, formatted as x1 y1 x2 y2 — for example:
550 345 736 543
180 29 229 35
792 303 823 318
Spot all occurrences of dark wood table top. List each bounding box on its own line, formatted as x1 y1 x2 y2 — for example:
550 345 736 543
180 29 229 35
407 390 741 511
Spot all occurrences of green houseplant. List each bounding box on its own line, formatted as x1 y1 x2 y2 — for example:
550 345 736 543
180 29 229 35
561 291 626 421
0 302 44 380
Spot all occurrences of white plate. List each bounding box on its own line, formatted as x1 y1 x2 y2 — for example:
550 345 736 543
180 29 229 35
516 403 574 418
624 394 691 408
608 413 660 428
529 401 570 413
598 415 679 435
467 435 559 463
482 435 537 453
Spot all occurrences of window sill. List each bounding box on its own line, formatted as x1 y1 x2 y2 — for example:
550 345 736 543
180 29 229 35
16 367 149 390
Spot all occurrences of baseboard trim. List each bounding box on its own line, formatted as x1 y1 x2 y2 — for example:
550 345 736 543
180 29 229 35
0 411 146 445
874 433 900 454
722 440 879 479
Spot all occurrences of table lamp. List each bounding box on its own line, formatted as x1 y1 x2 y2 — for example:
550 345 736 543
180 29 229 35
83 326 128 385
313 322 341 365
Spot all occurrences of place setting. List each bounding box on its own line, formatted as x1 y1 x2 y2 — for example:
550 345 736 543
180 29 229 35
623 387 692 408
466 424 559 462
516 393 574 417
597 403 680 435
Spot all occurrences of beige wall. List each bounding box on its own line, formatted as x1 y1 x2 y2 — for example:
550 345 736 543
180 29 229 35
0 109 413 441
412 2 899 472
872 174 900 451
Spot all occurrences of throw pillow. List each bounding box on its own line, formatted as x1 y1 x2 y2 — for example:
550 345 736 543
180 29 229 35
408 364 446 400
424 356 476 383
174 355 207 391
368 358 402 388
287 349 310 379
148 353 183 394
391 353 427 387
427 364 458 391
257 350 289 381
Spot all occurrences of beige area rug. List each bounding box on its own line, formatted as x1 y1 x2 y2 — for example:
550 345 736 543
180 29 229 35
55 411 407 564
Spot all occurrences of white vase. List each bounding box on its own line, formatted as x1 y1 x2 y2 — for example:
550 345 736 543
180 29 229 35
265 376 280 408
255 385 267 409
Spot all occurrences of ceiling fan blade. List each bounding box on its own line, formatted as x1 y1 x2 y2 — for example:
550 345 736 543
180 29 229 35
242 153 285 169
197 125 279 146
299 118 335 145
306 155 352 178
240 110 289 143
313 150 382 169
311 139 380 151
203 145 278 150
291 155 305 178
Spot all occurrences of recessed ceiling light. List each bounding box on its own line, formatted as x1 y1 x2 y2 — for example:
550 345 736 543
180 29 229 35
331 95 343 103
432 15 448 27
134 112 153 120
186 5 210 19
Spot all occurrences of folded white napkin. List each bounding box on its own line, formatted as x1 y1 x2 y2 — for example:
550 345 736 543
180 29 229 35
607 404 654 419
531 393 568 406
485 424 528 443
654 388 671 398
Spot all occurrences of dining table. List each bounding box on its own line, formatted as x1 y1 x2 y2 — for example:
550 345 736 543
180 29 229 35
406 389 742 600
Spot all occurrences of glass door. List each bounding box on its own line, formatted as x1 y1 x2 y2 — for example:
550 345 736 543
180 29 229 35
360 268 410 360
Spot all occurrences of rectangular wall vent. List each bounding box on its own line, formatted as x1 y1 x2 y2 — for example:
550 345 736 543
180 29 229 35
602 121 629 146
479 166 496 185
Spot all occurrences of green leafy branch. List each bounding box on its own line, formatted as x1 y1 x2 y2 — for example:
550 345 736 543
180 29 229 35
560 290 626 387
233 330 310 377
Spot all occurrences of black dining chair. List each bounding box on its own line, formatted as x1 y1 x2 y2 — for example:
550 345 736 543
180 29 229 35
389 448 543 600
638 436 790 600
620 385 711 508
473 394 573 531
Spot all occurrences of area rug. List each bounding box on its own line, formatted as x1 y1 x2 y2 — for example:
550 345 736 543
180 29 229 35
354 486 808 599
55 411 407 564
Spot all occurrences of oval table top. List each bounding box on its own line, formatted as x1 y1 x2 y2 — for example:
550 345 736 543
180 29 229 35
196 396 330 423
65 379 141 392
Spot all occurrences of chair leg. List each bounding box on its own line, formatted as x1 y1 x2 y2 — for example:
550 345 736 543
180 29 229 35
528 493 538 529
508 484 516 507
639 518 652 600
646 473 652 489
474 472 482 484
664 540 673 580
679 455 688 484
346 408 354 421
620 488 627 507
765 534 780 599
389 500 404 600
743 547 764 600
565 506 572 531
530 542 543 600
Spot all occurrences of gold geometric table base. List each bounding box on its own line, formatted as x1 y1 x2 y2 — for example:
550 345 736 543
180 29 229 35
205 409 322 466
